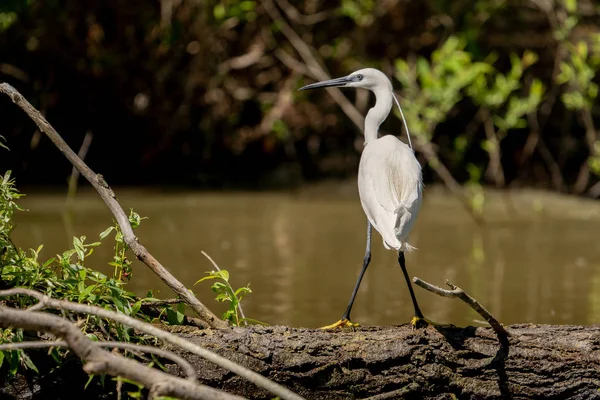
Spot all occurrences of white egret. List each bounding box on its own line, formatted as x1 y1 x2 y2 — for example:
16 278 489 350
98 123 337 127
298 68 426 329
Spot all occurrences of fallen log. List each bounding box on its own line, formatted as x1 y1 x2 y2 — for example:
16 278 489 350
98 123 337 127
166 323 600 399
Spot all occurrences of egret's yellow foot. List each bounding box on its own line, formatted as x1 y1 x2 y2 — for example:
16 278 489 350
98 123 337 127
411 316 429 329
410 316 453 329
320 319 360 330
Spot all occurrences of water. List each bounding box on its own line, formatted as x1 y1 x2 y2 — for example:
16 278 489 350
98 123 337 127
11 183 600 327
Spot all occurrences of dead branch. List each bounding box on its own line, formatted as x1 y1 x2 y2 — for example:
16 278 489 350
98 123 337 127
413 278 510 344
0 288 304 400
481 109 505 187
0 82 226 330
0 340 197 381
66 130 93 205
273 0 333 25
0 306 241 400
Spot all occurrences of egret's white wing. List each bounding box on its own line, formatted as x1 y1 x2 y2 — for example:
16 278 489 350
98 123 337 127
358 135 422 251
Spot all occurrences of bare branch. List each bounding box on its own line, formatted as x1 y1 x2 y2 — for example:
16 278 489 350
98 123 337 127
0 82 227 329
0 288 305 400
66 130 93 205
273 0 333 25
0 306 242 400
0 339 65 350
0 340 197 381
141 298 184 306
413 278 510 345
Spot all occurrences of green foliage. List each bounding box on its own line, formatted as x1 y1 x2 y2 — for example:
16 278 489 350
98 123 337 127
468 51 545 135
0 0 32 32
395 36 491 142
0 168 262 385
556 36 600 111
339 0 375 27
0 171 163 377
195 269 255 327
554 0 579 41
0 171 23 236
212 0 257 22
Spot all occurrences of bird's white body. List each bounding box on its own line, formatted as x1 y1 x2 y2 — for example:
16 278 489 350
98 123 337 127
298 67 426 326
358 135 422 251
348 68 422 252
299 67 422 251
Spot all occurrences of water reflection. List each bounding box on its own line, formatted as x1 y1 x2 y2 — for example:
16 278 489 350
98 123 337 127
11 185 600 327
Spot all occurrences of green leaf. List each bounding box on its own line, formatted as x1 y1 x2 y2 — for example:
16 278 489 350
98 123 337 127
22 353 39 373
86 333 99 341
9 351 19 375
41 256 55 267
84 374 96 390
166 307 185 325
99 227 114 240
564 0 577 13
215 293 230 302
234 287 252 297
217 270 229 282
131 301 142 315
194 275 219 285
73 237 85 261
211 282 227 293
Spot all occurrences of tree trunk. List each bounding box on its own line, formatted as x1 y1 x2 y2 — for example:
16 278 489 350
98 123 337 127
2 324 599 399
165 324 600 400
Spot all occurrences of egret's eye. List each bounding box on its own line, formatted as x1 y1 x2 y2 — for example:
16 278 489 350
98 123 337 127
356 74 364 80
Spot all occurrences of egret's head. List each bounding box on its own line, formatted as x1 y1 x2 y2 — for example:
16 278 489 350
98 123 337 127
298 68 392 93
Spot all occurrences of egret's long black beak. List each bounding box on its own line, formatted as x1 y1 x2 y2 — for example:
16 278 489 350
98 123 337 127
298 75 354 91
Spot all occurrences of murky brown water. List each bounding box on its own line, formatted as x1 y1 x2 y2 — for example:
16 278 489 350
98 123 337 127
11 183 600 327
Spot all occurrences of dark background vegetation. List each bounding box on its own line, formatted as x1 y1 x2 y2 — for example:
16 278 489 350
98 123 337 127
0 0 599 195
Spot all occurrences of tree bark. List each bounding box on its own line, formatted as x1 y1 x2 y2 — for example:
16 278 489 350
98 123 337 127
3 324 600 399
165 324 600 399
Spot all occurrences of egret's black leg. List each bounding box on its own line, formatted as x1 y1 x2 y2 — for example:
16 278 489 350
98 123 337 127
341 222 372 321
321 221 371 329
398 252 425 324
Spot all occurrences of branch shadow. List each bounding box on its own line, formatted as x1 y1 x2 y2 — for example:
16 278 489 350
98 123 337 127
432 324 513 399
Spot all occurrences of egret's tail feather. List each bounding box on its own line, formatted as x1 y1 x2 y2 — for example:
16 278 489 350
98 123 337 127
402 242 418 253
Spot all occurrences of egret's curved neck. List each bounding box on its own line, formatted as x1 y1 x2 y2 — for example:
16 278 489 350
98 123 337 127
364 89 393 144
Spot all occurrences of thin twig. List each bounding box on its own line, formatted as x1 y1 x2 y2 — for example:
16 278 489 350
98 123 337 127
0 340 197 381
413 278 510 345
0 83 226 329
0 288 304 400
141 298 184 306
481 108 505 187
273 0 333 25
66 130 93 206
589 180 600 198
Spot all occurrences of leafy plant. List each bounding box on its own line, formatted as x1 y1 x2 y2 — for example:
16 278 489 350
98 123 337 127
395 36 491 143
467 50 545 186
0 171 163 376
195 269 254 327
552 0 600 190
